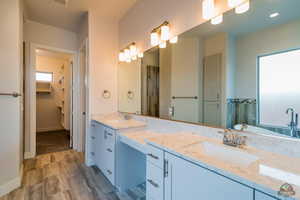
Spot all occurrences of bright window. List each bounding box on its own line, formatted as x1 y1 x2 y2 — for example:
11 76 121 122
258 49 300 127
36 72 53 82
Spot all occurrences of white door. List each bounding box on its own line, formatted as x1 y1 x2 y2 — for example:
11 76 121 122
203 54 222 126
171 38 200 123
0 0 22 189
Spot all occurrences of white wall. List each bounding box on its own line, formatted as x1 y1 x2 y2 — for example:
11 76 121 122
24 20 78 51
88 10 119 115
0 0 23 195
119 0 230 52
78 13 89 48
235 19 300 98
36 56 68 132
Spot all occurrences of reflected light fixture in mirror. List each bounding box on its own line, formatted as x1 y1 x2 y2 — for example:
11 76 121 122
211 14 223 25
202 0 215 20
138 52 144 58
170 36 178 44
235 1 250 14
159 41 167 48
151 32 159 46
119 42 144 62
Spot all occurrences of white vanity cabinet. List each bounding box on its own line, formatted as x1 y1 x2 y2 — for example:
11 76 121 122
255 191 278 200
164 152 254 200
90 121 116 186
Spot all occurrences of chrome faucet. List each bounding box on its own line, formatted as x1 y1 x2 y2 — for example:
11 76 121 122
286 108 298 137
218 129 247 147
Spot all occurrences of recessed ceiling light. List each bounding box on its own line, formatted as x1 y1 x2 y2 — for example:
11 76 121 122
270 12 279 18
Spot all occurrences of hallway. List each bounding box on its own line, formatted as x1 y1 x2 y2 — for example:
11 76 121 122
0 150 119 200
37 131 70 155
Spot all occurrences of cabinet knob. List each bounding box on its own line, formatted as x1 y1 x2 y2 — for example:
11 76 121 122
106 148 113 153
91 152 95 156
91 136 96 140
106 169 112 175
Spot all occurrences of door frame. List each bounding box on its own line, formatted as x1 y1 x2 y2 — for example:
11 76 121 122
78 38 90 154
25 42 83 158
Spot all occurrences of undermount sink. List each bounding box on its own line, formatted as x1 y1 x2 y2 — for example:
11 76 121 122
201 142 259 167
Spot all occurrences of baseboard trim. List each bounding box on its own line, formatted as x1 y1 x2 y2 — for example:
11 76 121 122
0 175 21 197
24 151 35 159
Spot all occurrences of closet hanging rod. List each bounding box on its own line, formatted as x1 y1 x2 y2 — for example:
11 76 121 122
172 96 198 100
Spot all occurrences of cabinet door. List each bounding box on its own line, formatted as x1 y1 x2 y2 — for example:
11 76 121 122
95 124 105 172
165 153 253 200
103 140 115 185
255 191 278 200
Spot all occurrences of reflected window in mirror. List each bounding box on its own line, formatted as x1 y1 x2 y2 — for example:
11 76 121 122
258 49 300 132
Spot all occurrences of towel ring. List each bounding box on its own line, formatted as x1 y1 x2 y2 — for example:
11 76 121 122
127 91 134 100
102 90 111 99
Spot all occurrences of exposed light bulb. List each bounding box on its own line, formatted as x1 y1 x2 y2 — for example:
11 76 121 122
124 49 131 60
170 36 178 44
119 52 125 62
126 57 131 63
159 41 167 49
130 44 137 56
211 14 223 25
151 32 159 46
161 24 170 41
138 52 144 58
235 1 250 14
228 0 245 8
270 12 279 18
202 0 215 20
132 55 137 60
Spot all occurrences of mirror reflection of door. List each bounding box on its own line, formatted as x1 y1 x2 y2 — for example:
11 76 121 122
203 54 222 126
146 65 159 117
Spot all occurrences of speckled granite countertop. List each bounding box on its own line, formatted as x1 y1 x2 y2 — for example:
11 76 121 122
145 132 300 200
121 130 299 200
92 114 146 130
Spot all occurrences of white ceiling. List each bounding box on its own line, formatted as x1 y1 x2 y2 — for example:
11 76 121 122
24 0 137 32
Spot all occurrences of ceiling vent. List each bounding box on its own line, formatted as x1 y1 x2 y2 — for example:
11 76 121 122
53 0 69 7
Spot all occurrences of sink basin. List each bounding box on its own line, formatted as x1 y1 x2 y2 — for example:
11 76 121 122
202 142 259 167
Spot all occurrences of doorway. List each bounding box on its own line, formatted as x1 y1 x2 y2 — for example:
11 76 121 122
35 48 73 155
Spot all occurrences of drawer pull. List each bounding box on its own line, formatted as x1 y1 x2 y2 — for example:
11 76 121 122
107 170 112 175
147 179 159 188
147 153 159 160
91 136 96 140
91 124 95 127
107 132 113 136
91 152 95 156
106 148 113 152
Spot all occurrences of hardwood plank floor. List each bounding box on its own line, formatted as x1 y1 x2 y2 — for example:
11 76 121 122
36 131 70 155
0 150 119 200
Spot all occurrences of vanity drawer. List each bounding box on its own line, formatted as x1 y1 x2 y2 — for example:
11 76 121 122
146 162 164 200
104 127 115 145
146 144 164 169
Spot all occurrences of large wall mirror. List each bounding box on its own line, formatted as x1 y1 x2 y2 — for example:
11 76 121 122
118 0 300 138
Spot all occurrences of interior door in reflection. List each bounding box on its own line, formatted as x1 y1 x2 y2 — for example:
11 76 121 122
203 54 222 126
146 65 160 117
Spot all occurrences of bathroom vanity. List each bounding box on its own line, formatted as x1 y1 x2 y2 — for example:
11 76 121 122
87 113 300 200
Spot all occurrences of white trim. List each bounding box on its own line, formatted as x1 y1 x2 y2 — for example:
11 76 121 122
24 151 35 159
0 173 22 197
25 42 79 157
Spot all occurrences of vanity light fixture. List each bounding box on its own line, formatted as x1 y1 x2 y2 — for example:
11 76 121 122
138 52 144 58
270 12 279 18
119 42 143 63
151 32 160 46
202 0 215 20
235 0 250 14
170 36 178 44
211 14 223 25
159 41 167 49
161 23 170 41
228 0 245 8
150 21 175 47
